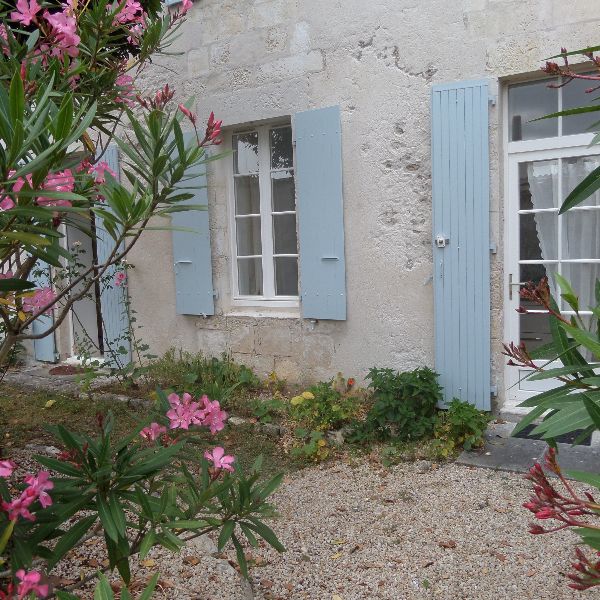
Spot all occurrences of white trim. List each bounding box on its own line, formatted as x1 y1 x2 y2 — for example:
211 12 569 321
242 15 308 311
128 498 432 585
227 123 299 308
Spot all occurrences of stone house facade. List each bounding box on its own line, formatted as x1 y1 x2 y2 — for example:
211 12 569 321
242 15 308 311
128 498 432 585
36 0 600 416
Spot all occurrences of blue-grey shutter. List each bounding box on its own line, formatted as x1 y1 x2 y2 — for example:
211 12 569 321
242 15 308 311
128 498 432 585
295 106 347 320
171 132 214 316
432 80 491 410
95 145 131 367
31 265 57 362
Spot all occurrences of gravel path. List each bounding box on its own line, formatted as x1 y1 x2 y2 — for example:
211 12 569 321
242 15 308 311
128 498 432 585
237 461 583 600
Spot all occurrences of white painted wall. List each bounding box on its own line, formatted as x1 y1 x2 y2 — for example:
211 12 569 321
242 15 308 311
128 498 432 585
126 0 600 409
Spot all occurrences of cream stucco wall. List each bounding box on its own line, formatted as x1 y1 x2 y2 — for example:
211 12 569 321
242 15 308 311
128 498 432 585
124 0 600 410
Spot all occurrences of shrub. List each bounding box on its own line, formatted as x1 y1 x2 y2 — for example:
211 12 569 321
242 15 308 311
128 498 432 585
249 396 286 424
433 398 491 457
289 373 362 432
350 367 442 443
0 388 284 597
145 349 260 403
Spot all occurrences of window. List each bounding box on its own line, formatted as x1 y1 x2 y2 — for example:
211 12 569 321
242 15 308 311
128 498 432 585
230 124 299 305
504 77 600 402
508 75 599 141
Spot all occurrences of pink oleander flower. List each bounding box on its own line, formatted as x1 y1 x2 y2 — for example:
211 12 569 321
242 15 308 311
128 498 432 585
2 494 35 521
92 161 116 184
204 447 234 472
22 287 56 316
43 8 80 59
23 471 53 509
140 422 167 441
37 169 74 208
200 396 228 434
0 460 16 478
113 0 144 25
166 392 205 430
114 271 127 287
180 0 192 14
11 0 41 26
178 104 197 126
0 196 14 211
15 570 48 599
0 271 14 280
115 74 136 107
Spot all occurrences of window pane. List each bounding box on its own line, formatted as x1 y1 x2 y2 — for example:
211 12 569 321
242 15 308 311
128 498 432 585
519 312 553 353
272 171 295 212
520 212 557 260
238 258 263 295
562 156 600 208
236 216 262 255
562 76 600 136
562 209 600 260
233 132 259 174
508 80 558 141
519 160 559 211
561 263 600 312
270 126 293 170
272 213 297 254
274 256 298 295
235 176 260 214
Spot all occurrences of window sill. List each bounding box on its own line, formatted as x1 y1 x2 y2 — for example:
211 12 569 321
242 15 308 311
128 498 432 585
225 306 300 320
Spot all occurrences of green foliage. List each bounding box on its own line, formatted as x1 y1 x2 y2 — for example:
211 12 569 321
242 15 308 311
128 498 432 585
249 396 286 424
0 391 284 594
291 429 330 462
145 349 260 403
350 367 442 443
289 374 363 432
433 398 491 457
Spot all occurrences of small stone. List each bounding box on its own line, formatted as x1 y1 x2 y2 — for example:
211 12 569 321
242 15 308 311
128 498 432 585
415 460 432 473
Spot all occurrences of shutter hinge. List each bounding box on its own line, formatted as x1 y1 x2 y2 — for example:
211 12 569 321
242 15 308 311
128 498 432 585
489 95 497 107
490 385 498 397
489 242 497 254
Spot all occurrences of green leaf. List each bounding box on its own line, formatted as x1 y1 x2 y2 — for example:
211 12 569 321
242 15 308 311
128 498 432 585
231 533 248 578
245 518 286 552
94 573 115 600
109 493 127 538
564 470 600 490
575 527 600 551
9 70 24 125
527 364 599 381
49 514 97 568
555 272 579 311
139 530 155 560
562 323 600 360
139 573 159 600
97 495 119 542
218 520 235 551
0 278 35 292
56 592 80 600
163 520 210 530
559 164 600 213
582 394 600 429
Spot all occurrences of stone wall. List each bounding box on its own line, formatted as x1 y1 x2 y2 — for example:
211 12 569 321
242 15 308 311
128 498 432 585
126 0 600 406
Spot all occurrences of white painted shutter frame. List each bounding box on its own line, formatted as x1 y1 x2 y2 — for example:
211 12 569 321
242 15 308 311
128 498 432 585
295 105 347 320
431 80 491 410
32 266 57 362
171 132 215 316
95 145 131 367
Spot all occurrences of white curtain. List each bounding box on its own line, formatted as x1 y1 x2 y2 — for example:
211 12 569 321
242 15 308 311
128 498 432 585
528 158 600 311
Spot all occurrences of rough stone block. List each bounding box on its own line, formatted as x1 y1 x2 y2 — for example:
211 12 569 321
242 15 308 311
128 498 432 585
255 51 324 84
228 324 256 354
256 324 293 356
290 21 311 54
249 0 289 28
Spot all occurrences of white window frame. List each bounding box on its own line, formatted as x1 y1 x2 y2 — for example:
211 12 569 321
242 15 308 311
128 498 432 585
502 76 600 408
227 123 299 308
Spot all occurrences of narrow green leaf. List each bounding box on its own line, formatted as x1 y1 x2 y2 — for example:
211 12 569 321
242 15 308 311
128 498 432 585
94 573 115 600
560 164 600 213
49 514 97 568
231 533 248 578
97 495 119 542
139 530 155 560
9 70 24 125
218 520 235 551
582 394 600 429
139 573 160 600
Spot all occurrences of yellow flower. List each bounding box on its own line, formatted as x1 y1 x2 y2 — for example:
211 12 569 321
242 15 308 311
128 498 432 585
301 391 315 400
291 395 304 406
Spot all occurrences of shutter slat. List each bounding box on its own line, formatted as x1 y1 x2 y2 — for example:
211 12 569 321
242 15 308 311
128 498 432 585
32 265 56 362
171 132 214 316
295 105 346 320
96 145 131 367
432 80 490 410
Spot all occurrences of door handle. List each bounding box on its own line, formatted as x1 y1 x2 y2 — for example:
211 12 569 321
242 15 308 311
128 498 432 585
508 273 526 300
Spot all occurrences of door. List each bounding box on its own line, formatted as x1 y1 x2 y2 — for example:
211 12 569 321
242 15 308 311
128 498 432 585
505 144 600 406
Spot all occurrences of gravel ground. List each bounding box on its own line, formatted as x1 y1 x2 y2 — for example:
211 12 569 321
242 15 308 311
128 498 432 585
6 448 587 599
234 461 584 600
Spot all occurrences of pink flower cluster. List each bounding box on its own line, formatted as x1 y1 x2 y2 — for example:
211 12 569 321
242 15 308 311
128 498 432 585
0 463 53 522
166 393 228 434
114 271 127 287
140 422 166 441
204 446 234 472
523 448 600 590
115 74 136 107
0 570 48 599
37 169 74 208
113 0 144 25
22 287 57 316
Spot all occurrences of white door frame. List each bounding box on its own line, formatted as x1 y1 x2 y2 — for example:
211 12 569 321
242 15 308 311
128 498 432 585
503 133 600 409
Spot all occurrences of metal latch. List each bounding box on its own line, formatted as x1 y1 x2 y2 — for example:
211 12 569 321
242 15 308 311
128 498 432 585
435 235 449 248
